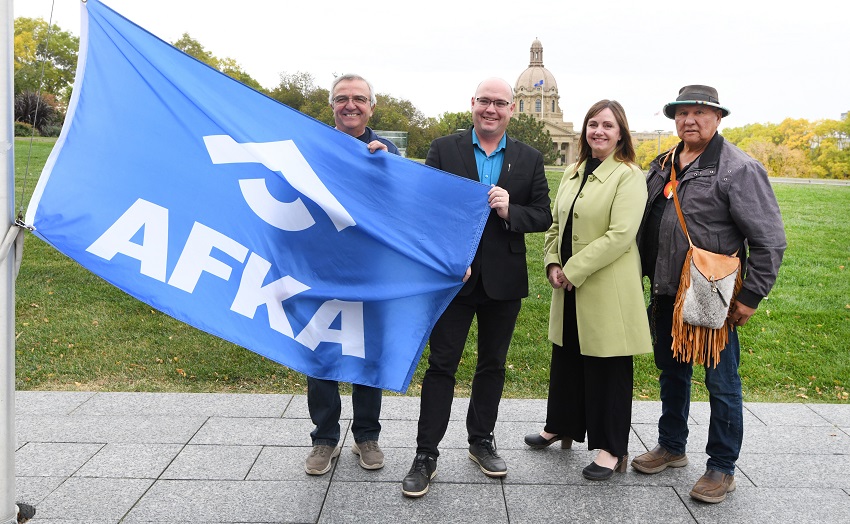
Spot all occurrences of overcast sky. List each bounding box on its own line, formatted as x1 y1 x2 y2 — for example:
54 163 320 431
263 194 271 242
15 0 848 133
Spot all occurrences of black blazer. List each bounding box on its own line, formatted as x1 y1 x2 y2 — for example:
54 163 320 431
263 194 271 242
426 129 552 300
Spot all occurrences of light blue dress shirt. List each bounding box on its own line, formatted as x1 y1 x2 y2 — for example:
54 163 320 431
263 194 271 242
472 130 507 186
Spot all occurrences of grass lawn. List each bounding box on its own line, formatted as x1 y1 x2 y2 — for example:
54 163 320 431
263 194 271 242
11 139 850 403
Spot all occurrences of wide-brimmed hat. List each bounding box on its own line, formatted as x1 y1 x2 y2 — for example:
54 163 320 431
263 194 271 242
663 85 730 119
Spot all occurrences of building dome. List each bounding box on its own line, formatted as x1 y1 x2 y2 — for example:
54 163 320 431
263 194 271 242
515 67 558 94
513 39 577 167
515 39 558 95
514 39 563 122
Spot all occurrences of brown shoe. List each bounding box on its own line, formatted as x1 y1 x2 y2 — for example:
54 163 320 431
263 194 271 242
304 445 341 475
631 444 688 474
689 469 736 503
352 440 384 470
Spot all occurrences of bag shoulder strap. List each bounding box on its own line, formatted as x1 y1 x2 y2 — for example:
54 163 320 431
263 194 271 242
667 150 740 258
667 150 693 248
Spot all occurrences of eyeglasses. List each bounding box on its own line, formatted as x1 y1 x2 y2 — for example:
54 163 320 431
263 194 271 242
333 95 371 106
475 97 511 109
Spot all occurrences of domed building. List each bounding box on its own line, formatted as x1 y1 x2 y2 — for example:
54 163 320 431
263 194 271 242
514 39 579 165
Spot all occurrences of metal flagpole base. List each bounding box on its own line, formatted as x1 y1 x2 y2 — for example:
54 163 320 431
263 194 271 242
1 512 14 524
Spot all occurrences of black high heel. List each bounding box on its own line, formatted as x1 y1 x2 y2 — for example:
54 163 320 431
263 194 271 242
582 454 628 481
524 432 573 449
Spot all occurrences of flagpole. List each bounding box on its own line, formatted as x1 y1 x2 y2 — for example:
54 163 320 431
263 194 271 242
0 0 17 520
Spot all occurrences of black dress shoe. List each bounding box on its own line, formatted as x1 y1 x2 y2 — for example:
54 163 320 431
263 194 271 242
402 453 437 498
582 455 628 481
524 432 572 449
469 438 507 477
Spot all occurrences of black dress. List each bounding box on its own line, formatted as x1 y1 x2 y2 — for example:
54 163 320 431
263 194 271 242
543 157 634 458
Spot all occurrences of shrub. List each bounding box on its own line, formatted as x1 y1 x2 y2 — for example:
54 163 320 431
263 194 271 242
39 125 62 137
14 121 38 137
14 91 60 134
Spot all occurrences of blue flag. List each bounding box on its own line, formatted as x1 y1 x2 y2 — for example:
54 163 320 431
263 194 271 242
24 0 490 392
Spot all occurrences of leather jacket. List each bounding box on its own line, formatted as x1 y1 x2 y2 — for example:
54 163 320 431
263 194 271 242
637 133 786 309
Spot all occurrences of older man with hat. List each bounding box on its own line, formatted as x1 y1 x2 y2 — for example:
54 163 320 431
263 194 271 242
632 85 786 503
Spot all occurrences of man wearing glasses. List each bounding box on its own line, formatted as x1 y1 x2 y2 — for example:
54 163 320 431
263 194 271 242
304 73 399 476
402 77 552 497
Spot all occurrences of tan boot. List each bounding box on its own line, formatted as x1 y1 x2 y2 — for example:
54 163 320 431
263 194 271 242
631 444 688 474
689 469 736 503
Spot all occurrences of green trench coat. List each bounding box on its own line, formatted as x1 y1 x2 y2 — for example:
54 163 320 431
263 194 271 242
543 155 652 357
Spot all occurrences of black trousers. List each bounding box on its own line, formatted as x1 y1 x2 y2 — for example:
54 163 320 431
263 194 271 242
543 287 633 458
416 279 521 457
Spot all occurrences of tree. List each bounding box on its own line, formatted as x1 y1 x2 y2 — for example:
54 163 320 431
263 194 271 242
218 57 264 92
14 17 79 106
742 140 812 178
723 116 850 179
370 95 411 131
776 118 816 151
635 135 679 169
400 111 474 159
507 113 557 164
300 87 333 126
435 111 473 136
269 71 317 109
269 71 332 125
172 33 265 92
172 33 217 67
810 118 850 179
722 122 779 150
406 116 440 159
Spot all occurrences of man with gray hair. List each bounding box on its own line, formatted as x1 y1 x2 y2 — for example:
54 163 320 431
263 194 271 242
304 73 399 476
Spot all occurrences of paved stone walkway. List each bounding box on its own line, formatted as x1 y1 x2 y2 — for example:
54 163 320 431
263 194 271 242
12 391 850 523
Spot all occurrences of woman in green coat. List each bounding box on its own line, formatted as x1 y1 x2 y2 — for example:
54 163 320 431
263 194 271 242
524 100 652 480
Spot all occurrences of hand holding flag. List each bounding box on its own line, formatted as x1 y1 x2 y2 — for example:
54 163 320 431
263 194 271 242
24 0 491 392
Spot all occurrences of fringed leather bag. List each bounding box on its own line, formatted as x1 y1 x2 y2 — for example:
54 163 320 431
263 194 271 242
666 151 742 368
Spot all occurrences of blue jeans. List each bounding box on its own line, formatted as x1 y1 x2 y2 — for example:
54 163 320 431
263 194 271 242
651 295 743 476
307 377 381 446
